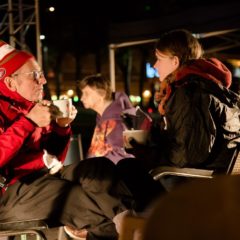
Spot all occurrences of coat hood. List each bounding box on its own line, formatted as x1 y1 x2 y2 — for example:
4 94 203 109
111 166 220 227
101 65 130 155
176 58 232 88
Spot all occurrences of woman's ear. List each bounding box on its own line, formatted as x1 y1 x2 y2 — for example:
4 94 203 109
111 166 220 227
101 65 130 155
173 56 180 68
4 76 17 91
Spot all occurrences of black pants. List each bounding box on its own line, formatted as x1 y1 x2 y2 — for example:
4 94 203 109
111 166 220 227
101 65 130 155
116 158 165 212
0 157 131 240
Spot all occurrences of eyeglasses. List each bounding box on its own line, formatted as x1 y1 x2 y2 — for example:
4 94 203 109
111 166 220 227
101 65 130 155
11 70 45 82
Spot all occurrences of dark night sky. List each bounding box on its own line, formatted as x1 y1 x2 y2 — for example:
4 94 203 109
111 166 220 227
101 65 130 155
1 0 240 55
38 0 240 56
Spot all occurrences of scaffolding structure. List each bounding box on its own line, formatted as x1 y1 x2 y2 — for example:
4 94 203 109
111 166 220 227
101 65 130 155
0 0 42 66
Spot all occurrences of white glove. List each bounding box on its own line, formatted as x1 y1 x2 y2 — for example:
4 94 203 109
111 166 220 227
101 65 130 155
43 149 63 175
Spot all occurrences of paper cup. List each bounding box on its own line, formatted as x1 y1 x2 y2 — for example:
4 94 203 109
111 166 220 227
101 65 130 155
52 99 72 118
123 130 149 149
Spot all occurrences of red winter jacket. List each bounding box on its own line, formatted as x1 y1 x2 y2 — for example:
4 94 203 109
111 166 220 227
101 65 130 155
0 81 71 189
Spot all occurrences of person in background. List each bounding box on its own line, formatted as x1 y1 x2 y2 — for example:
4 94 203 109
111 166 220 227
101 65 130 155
79 75 164 213
79 74 136 163
0 40 135 240
134 29 240 190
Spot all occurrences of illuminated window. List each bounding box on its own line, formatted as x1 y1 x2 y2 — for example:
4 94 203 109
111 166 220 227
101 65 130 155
146 63 159 78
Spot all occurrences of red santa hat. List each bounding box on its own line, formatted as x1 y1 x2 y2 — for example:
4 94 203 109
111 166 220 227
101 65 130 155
0 40 33 80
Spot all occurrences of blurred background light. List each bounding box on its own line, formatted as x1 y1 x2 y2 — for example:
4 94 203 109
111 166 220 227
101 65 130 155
73 96 79 102
67 89 74 97
51 95 58 101
48 7 55 12
143 89 151 98
40 35 45 40
129 95 141 104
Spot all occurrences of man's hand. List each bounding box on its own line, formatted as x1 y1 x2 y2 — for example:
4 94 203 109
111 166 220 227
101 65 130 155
26 103 52 127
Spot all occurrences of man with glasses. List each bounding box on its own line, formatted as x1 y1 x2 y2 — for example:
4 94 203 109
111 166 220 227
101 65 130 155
0 40 133 240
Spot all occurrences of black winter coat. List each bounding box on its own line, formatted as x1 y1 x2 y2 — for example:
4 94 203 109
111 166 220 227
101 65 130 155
159 75 240 172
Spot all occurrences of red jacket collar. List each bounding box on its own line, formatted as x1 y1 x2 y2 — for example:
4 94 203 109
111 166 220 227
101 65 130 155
0 80 34 111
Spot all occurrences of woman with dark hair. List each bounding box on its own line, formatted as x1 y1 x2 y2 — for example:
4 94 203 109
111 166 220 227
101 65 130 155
142 29 240 189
